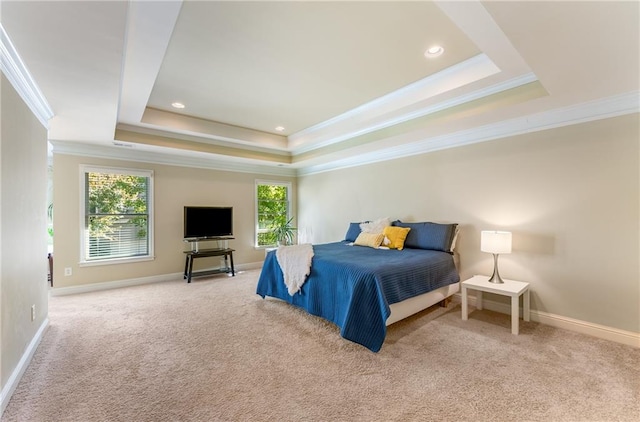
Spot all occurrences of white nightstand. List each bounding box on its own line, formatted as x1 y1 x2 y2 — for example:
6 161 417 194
461 275 530 335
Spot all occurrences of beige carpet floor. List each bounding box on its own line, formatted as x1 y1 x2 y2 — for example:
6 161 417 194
3 269 639 422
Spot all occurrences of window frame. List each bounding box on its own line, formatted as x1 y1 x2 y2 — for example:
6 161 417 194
79 165 154 266
255 180 292 248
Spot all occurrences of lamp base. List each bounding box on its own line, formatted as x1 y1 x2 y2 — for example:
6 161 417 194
487 273 505 284
488 253 505 284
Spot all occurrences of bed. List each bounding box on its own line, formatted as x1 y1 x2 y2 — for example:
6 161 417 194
256 220 460 352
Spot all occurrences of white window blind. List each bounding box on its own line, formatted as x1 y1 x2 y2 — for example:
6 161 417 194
81 166 153 263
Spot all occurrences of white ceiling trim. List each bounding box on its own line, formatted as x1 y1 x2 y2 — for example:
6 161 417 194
374 72 539 129
292 70 539 158
0 23 53 128
139 108 289 150
50 140 296 177
298 91 640 176
118 0 183 125
435 0 531 75
116 122 291 158
288 53 501 153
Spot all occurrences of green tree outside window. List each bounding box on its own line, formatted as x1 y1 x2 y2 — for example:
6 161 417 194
84 168 152 261
256 182 291 247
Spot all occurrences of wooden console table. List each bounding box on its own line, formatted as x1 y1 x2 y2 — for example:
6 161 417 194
183 248 235 283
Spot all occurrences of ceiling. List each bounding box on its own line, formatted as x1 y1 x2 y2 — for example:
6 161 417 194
1 1 638 176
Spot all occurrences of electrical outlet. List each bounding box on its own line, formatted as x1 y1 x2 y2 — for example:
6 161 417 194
64 267 72 276
31 305 36 321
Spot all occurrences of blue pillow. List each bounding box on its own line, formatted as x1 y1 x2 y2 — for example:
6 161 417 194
344 222 363 242
391 221 457 252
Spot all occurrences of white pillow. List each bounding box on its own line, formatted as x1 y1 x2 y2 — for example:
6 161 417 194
360 217 391 238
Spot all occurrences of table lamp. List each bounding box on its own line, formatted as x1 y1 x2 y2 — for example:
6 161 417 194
481 230 512 284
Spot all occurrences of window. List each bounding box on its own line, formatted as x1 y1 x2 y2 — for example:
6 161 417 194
81 165 153 264
255 180 291 247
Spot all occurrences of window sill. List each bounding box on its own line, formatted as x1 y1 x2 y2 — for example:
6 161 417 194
79 255 155 267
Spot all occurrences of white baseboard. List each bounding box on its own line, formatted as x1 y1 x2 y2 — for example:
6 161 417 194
1 318 49 415
240 261 264 270
50 272 184 296
50 262 264 297
458 293 640 348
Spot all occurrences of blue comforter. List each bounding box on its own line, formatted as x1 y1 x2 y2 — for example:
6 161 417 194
256 242 459 352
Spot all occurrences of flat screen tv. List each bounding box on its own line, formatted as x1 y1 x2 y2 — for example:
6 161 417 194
184 206 233 239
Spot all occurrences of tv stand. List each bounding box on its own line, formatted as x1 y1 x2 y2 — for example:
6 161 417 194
184 236 232 253
183 238 235 282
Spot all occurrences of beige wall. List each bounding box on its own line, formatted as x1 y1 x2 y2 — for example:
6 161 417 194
298 113 640 333
50 113 640 334
1 75 49 388
52 154 296 287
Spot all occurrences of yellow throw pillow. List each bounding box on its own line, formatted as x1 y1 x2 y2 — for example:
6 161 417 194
354 232 385 249
383 226 411 250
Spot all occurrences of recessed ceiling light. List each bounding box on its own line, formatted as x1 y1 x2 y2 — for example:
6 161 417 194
275 126 285 132
424 45 444 58
171 102 185 109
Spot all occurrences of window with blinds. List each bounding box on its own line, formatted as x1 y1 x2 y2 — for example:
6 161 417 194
81 166 153 263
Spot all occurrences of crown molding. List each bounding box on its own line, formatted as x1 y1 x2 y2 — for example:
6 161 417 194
288 53 501 153
0 24 54 128
50 140 297 177
298 91 640 176
294 71 539 157
114 125 291 163
140 108 288 150
47 88 639 179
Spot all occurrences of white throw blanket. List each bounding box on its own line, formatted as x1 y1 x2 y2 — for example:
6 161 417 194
276 244 314 296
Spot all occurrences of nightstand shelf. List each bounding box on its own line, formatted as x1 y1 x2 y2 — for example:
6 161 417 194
461 275 530 335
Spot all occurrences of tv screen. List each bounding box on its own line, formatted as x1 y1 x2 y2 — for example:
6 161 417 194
184 206 233 239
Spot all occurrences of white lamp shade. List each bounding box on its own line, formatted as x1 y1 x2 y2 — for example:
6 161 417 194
481 231 512 254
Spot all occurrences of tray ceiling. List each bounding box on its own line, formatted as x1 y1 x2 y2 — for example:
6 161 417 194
1 0 638 175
